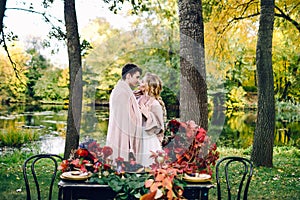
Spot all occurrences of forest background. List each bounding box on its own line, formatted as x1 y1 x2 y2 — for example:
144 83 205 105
1 0 298 109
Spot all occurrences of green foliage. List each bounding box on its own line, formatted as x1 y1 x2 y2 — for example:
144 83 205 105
161 86 178 106
1 0 298 108
33 68 69 101
89 171 150 199
25 48 52 100
0 129 40 147
243 86 257 92
82 0 180 103
81 39 93 57
0 48 27 102
225 86 247 110
103 0 150 14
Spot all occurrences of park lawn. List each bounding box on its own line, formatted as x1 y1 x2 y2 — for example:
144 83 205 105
209 147 300 200
0 146 299 200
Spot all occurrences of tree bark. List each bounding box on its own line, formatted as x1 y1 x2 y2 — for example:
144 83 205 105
178 0 208 130
63 0 82 159
251 0 275 167
0 0 6 34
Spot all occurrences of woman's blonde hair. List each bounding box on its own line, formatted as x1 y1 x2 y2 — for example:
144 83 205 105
143 72 167 121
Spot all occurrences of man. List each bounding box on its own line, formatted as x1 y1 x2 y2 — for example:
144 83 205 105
106 63 143 164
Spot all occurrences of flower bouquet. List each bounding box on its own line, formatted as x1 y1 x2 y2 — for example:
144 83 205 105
58 138 113 173
162 119 219 175
58 138 146 175
140 119 219 199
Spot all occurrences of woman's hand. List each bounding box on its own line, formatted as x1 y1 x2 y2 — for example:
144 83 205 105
133 90 143 98
157 132 164 143
139 102 149 119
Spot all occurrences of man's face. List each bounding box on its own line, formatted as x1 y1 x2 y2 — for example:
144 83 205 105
127 71 141 88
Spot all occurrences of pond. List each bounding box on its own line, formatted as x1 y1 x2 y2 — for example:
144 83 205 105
0 104 299 155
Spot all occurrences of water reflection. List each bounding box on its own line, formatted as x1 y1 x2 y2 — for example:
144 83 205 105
39 135 66 154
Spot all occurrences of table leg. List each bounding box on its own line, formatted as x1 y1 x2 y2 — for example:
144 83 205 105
58 187 62 200
199 188 209 200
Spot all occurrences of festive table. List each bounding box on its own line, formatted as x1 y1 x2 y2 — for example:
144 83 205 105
58 179 215 200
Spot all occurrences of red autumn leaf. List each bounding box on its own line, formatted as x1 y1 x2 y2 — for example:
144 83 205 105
101 146 113 159
76 148 89 157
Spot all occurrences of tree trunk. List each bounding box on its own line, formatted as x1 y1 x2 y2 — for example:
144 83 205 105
63 0 82 159
251 0 275 167
0 0 7 34
178 0 208 130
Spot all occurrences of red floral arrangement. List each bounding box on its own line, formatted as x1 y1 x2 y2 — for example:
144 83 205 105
140 119 219 199
58 120 219 200
58 139 113 173
161 119 219 175
58 138 145 174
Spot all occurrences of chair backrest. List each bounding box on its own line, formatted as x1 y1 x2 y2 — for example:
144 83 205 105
22 154 63 200
215 156 253 200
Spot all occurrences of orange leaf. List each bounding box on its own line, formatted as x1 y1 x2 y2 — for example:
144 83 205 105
155 173 165 182
162 178 173 191
145 179 154 188
178 189 183 196
167 190 174 200
140 191 156 200
150 182 162 192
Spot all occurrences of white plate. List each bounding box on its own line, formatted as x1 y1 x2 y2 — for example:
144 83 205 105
60 171 92 181
183 173 212 183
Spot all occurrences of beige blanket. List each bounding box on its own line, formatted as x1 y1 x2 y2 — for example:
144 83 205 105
106 80 143 163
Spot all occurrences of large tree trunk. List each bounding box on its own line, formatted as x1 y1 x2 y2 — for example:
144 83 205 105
0 0 7 34
251 0 275 167
63 0 82 159
178 0 208 130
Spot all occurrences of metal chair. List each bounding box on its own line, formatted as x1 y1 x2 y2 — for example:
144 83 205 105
215 156 253 200
22 154 63 200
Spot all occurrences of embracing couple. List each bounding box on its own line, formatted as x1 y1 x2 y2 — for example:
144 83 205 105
106 63 166 167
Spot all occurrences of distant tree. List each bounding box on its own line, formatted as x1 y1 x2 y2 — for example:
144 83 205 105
251 0 275 167
204 0 299 104
63 0 82 159
178 0 208 130
25 48 52 101
33 67 69 101
0 47 27 101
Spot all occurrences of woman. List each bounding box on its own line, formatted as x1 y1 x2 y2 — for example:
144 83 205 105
137 72 167 167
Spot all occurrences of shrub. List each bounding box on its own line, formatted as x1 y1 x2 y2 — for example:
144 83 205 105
0 129 40 147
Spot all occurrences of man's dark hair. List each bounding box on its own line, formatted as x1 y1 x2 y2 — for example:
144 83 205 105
122 63 142 80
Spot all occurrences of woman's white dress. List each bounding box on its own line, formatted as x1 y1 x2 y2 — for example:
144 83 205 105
138 97 164 167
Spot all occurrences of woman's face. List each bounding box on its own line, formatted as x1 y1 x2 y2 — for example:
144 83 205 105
139 78 148 92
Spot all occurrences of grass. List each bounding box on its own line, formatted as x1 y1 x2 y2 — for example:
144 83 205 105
0 146 299 199
0 150 62 200
0 129 40 147
209 146 300 200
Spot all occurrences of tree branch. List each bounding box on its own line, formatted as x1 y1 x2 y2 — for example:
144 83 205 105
1 29 25 85
275 5 300 32
6 7 65 38
220 13 260 34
